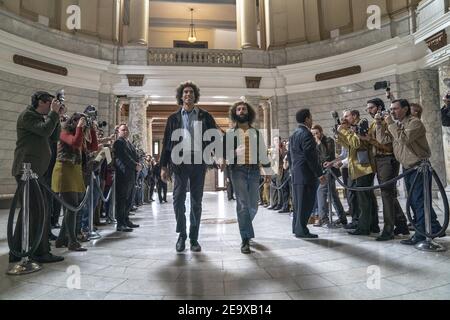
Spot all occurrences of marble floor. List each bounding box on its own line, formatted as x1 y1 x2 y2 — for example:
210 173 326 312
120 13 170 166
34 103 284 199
0 191 449 300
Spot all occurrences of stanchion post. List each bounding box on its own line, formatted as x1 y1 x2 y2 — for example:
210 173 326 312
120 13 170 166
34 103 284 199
326 170 339 229
110 173 117 223
415 162 446 252
7 163 42 275
88 172 101 240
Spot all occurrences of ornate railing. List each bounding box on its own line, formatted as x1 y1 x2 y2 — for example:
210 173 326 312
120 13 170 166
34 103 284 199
148 48 242 67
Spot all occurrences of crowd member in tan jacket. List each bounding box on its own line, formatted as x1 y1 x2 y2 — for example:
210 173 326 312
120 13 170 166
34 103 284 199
385 99 443 245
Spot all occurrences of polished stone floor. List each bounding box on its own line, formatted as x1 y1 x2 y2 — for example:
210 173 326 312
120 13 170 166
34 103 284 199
0 191 449 300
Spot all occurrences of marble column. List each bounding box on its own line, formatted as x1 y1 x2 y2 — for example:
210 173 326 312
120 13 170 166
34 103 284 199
260 99 271 146
438 64 450 188
147 118 153 156
128 0 149 46
128 96 148 153
417 69 447 191
236 0 258 49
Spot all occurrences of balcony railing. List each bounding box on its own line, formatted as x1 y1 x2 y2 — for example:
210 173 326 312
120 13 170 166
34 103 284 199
148 48 242 67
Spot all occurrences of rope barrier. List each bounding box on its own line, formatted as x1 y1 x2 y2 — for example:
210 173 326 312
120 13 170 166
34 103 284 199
38 181 90 213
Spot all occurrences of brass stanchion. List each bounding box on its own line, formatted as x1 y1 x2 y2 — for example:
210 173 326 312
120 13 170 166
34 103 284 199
88 172 101 240
7 163 42 275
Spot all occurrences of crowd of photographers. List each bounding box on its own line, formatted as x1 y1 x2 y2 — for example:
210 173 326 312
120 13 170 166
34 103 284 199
258 87 450 244
9 90 165 263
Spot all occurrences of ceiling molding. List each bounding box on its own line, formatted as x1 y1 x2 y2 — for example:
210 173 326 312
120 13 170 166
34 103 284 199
150 17 236 30
150 0 236 4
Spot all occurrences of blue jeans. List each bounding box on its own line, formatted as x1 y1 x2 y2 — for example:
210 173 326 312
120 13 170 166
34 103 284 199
316 176 345 222
404 169 442 239
79 181 101 232
230 166 260 241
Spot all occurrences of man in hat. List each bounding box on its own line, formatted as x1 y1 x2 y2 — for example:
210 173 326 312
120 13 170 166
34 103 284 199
10 91 65 263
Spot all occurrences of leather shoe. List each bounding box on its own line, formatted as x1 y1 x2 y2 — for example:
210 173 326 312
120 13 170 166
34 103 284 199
176 236 186 252
31 253 64 264
68 242 87 252
344 222 358 230
55 239 68 248
394 225 410 236
295 233 319 239
126 222 140 228
278 209 290 214
241 240 251 254
190 240 202 252
376 233 395 241
116 226 133 232
400 236 424 245
348 229 370 236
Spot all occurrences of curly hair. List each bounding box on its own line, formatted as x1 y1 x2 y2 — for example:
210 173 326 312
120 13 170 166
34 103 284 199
175 81 200 106
229 101 256 126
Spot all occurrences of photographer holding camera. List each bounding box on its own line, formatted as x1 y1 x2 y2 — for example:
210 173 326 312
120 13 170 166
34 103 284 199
10 91 64 263
336 110 379 236
385 99 443 245
365 98 410 240
51 112 98 251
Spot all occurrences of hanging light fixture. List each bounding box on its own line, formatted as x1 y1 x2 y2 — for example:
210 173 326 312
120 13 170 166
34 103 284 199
187 8 197 43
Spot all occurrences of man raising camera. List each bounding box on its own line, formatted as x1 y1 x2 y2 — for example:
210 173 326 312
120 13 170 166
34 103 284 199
385 99 443 245
10 91 64 263
364 98 409 240
336 110 379 236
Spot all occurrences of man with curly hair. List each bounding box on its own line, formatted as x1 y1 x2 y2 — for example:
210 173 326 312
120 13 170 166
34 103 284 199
160 81 219 253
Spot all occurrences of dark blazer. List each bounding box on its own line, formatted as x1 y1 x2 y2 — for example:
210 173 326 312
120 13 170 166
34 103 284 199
113 137 139 178
160 107 218 169
12 106 61 177
288 124 323 185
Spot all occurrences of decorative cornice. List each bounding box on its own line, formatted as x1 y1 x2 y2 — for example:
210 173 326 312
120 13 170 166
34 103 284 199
315 66 361 82
13 54 68 76
127 74 145 87
425 30 447 52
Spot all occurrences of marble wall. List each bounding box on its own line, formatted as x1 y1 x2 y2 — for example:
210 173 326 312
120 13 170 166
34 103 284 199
0 69 110 195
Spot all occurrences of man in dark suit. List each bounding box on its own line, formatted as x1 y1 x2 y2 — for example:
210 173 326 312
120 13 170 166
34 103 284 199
288 109 326 239
113 124 141 232
160 81 219 253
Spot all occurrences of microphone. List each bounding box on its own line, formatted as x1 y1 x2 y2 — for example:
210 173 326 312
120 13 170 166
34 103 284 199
331 111 340 125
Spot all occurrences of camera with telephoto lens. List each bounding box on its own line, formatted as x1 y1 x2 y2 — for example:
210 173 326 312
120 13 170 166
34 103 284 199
83 105 107 129
56 89 66 111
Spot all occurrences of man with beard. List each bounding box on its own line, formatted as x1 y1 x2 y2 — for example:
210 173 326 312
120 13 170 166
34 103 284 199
364 98 409 240
221 101 271 254
160 81 219 252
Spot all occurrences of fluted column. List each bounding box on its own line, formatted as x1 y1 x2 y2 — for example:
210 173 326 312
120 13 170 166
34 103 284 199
417 69 447 191
236 0 258 49
260 99 271 146
147 118 153 156
128 96 148 153
128 0 149 46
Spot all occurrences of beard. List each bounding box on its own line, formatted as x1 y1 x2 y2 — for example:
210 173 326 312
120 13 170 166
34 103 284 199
236 114 249 123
